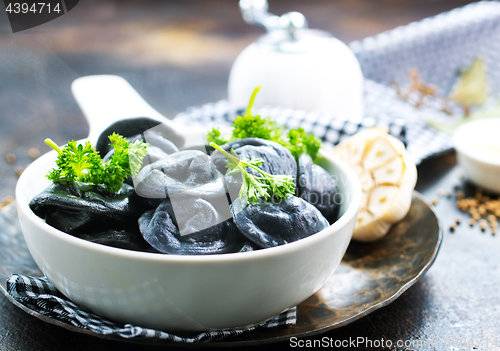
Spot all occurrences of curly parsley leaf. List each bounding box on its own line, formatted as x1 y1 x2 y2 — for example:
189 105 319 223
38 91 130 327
45 133 149 194
231 85 284 143
210 142 295 204
286 127 322 161
206 128 230 145
207 86 322 160
100 133 149 193
231 114 285 143
46 139 104 185
107 133 148 175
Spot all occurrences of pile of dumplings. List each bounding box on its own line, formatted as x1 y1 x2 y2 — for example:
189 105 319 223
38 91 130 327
30 118 341 255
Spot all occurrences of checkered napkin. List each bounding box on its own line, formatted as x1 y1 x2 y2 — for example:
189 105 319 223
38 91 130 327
175 99 409 153
175 94 426 164
174 77 450 167
6 274 296 342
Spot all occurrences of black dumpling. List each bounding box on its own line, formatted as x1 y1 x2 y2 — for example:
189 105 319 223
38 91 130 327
138 199 252 255
232 195 330 248
211 138 296 177
211 138 297 200
77 229 159 253
297 153 340 222
29 182 150 234
95 117 185 157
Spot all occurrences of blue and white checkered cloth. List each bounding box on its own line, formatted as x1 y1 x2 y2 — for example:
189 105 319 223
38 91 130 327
6 274 296 342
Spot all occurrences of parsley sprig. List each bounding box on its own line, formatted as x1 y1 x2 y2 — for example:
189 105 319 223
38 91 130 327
285 127 322 161
46 133 148 194
206 86 322 161
210 141 295 203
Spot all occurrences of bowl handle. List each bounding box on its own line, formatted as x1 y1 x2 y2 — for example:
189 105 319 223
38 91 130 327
71 75 177 143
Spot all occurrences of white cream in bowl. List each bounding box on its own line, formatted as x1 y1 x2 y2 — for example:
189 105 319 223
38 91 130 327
453 117 500 193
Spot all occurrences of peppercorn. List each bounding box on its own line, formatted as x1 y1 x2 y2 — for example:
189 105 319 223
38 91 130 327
28 148 40 159
15 166 24 177
479 219 488 232
6 153 16 163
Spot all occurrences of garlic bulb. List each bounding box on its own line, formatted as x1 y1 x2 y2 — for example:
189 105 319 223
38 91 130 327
333 128 417 242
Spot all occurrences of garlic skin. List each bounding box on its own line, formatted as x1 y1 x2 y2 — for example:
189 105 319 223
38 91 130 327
333 128 417 242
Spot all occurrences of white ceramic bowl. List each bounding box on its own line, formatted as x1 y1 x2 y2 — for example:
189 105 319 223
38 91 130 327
453 117 500 194
15 148 361 331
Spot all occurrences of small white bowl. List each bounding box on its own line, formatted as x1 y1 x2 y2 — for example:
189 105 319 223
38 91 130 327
453 118 500 194
15 147 361 331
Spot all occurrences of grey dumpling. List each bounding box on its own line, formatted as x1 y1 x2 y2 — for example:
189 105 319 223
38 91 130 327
138 198 252 255
164 194 232 236
211 138 297 201
297 153 340 223
232 195 330 248
133 150 226 199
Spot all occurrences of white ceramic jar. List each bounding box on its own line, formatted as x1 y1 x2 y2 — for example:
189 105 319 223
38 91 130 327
228 2 364 121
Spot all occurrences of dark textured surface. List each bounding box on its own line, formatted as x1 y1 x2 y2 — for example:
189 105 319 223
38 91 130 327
3 1 497 350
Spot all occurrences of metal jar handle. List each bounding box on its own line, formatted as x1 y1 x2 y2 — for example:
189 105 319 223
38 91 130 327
239 0 308 39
